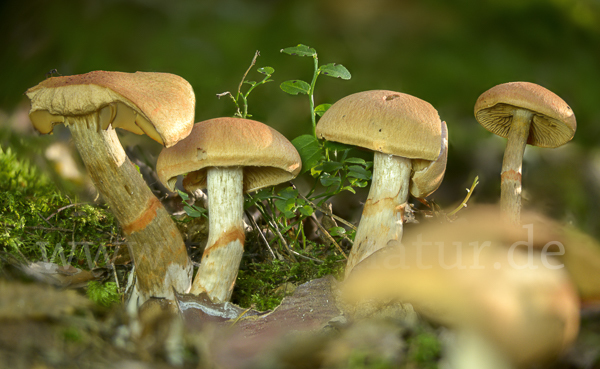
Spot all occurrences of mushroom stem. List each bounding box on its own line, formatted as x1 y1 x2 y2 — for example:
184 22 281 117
190 166 245 302
501 109 533 225
345 153 411 277
67 115 192 304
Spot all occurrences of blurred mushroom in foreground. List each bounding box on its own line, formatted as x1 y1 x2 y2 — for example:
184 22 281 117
343 206 580 368
26 71 196 306
474 82 576 225
157 117 301 302
316 90 447 277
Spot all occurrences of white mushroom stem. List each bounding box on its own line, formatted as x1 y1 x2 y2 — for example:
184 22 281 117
190 167 245 302
67 116 192 305
501 109 533 225
345 153 411 277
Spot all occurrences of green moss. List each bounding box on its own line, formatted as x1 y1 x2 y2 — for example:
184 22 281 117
232 240 345 310
406 330 441 368
86 281 120 307
62 326 83 343
347 350 395 369
0 145 119 269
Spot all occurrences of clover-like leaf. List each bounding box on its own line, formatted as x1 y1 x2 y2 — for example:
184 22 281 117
319 63 351 80
280 44 317 57
315 103 331 117
299 206 314 217
328 226 346 237
278 186 299 200
258 66 274 75
280 80 311 95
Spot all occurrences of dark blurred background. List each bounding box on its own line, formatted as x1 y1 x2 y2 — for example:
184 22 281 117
1 0 600 237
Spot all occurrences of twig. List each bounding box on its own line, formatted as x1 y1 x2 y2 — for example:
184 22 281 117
109 234 120 292
230 305 255 327
447 176 480 217
237 50 260 97
262 200 298 263
245 210 276 260
309 213 347 259
269 219 298 263
289 182 357 231
45 203 83 221
36 213 54 227
24 225 74 232
289 248 324 264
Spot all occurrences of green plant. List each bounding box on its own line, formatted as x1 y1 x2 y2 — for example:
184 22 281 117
217 50 274 120
181 47 371 267
86 280 120 307
0 146 119 267
406 329 441 368
177 189 207 219
233 239 345 310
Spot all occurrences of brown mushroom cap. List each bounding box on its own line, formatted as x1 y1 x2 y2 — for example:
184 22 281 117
156 117 302 193
474 82 576 148
316 90 442 161
26 71 195 147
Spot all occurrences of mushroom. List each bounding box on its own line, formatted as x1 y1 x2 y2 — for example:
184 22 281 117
156 117 302 302
474 82 576 225
316 90 447 277
344 206 580 368
25 71 195 305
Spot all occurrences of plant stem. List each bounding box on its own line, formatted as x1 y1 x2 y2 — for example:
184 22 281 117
309 53 319 137
447 176 480 217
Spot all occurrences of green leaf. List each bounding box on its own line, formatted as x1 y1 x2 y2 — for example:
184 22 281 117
278 187 299 200
298 206 314 217
343 157 367 166
328 226 346 236
243 81 257 86
280 80 311 95
291 135 324 174
310 165 323 177
347 165 372 180
184 204 206 218
341 185 357 194
315 104 331 117
324 140 353 153
320 160 344 172
245 188 273 208
320 175 341 187
176 190 189 201
319 63 351 80
258 66 274 75
280 44 317 57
